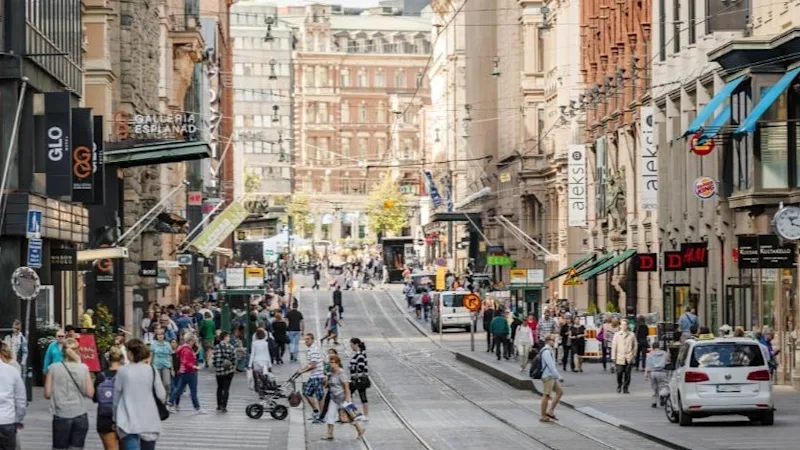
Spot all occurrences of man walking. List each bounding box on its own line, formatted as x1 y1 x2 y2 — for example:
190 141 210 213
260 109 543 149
490 308 511 360
678 306 698 342
0 346 26 450
483 303 495 352
539 334 563 423
645 342 668 408
300 334 326 422
611 319 637 393
312 266 321 290
332 285 344 319
286 304 304 362
2 320 26 372
536 311 557 349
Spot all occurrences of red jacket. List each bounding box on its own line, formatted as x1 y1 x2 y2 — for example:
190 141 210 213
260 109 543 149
176 344 197 374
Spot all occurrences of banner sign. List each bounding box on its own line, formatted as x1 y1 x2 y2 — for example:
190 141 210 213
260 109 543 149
663 251 684 271
113 111 198 141
680 242 709 268
639 106 658 210
226 268 245 287
45 92 73 197
76 333 101 372
92 115 105 205
191 200 250 257
635 253 658 272
71 108 95 203
51 248 77 271
567 144 587 227
139 260 158 277
423 170 443 208
737 235 796 269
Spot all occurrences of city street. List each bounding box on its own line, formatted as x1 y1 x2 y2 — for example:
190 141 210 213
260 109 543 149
295 281 671 450
379 288 800 450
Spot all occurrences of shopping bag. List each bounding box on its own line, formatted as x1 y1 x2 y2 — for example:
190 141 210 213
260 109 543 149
341 401 364 421
246 369 254 390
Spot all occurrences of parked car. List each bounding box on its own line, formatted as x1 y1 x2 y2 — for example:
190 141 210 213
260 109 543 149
664 337 774 426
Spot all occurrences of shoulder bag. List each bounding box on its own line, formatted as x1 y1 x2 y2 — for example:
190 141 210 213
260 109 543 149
61 362 86 397
151 366 170 421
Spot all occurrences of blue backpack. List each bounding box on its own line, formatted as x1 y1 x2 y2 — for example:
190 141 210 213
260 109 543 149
96 372 115 418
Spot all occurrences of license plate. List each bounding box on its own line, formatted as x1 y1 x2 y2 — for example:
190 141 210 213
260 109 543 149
717 385 741 393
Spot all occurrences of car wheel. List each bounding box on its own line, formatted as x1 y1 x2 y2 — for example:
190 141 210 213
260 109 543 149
677 394 692 427
760 410 775 426
664 394 678 423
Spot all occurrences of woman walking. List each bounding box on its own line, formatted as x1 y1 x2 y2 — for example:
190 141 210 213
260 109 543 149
320 306 341 346
167 334 206 415
149 330 172 397
603 318 619 373
249 328 273 399
569 317 586 373
93 347 124 450
271 312 288 365
212 332 236 413
113 339 167 450
633 315 650 371
348 338 370 421
44 337 94 450
322 355 365 441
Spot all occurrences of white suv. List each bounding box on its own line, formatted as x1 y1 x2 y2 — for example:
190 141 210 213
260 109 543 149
665 337 774 426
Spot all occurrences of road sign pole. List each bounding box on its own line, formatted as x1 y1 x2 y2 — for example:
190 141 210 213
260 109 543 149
470 312 476 352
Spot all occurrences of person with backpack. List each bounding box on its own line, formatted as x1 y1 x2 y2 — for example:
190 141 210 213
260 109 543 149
531 334 563 423
93 347 124 450
678 306 698 342
421 289 431 321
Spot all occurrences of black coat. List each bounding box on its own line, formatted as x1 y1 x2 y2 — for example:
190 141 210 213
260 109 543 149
333 289 343 306
482 309 495 331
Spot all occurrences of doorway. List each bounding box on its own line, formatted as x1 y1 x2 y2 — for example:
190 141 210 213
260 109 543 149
724 284 754 330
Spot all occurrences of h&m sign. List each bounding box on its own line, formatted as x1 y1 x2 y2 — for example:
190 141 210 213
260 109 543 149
663 242 709 271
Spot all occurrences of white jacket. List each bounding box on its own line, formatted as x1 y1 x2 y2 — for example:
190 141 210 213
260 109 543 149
515 325 534 347
610 330 637 365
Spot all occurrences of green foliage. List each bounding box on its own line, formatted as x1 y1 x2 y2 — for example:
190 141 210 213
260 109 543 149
587 302 598 315
605 302 619 313
286 195 312 237
366 176 408 236
94 305 116 357
244 171 261 193
36 319 61 355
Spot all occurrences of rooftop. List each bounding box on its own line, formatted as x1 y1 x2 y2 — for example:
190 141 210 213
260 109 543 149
283 13 429 33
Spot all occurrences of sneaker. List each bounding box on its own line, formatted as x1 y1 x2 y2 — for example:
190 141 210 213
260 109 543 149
312 418 325 424
195 408 208 415
167 405 177 413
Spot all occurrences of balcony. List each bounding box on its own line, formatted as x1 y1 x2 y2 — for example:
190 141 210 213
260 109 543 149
168 0 203 48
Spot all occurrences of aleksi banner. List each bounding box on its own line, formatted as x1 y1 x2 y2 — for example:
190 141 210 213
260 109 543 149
567 144 587 227
190 200 250 257
638 106 658 210
71 108 94 203
45 92 73 198
92 115 105 205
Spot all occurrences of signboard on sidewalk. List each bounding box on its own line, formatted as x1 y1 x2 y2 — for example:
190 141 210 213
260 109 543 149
245 267 265 287
226 268 245 287
76 333 101 372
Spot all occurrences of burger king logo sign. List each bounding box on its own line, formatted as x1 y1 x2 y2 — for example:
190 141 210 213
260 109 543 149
693 176 717 200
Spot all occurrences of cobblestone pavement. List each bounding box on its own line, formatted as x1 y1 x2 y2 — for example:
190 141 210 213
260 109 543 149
381 287 800 450
297 283 671 450
18 354 293 449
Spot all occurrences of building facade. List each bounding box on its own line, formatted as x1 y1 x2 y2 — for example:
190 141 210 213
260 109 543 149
231 0 294 199
284 3 431 243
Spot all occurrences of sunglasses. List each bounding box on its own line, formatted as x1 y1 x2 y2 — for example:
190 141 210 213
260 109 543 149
56 335 66 338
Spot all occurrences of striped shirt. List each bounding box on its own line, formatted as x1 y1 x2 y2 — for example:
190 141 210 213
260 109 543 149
212 342 236 376
536 318 557 342
348 350 368 377
307 344 325 379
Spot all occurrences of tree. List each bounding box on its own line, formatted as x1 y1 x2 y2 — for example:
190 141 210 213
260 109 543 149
286 194 311 237
366 176 408 237
244 171 261 193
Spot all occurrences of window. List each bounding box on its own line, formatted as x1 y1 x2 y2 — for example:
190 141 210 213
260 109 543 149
690 343 766 368
322 177 330 193
358 180 367 195
341 137 351 157
375 70 385 87
244 90 253 101
395 70 405 88
341 69 350 87
234 90 243 101
341 178 350 194
341 102 350 123
253 64 262 76
316 66 328 87
376 138 386 158
376 102 386 123
658 0 666 62
319 137 330 164
281 64 290 77
688 0 696 45
317 102 329 123
253 115 262 128
595 136 607 218
357 70 367 88
358 103 368 123
416 71 424 88
234 38 242 49
537 31 545 72
235 115 244 127
672 0 680 53
358 137 368 159
234 63 243 75
403 139 413 158
759 86 789 189
244 142 254 154
244 115 254 128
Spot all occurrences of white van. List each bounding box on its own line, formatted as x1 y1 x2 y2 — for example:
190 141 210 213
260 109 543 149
430 290 474 333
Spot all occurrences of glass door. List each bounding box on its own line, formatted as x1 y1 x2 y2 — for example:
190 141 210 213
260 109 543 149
725 285 754 330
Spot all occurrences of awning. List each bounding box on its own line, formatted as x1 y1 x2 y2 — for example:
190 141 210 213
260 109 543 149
212 247 234 258
684 74 748 136
104 140 211 168
735 66 800 134
697 104 731 144
579 249 637 282
548 252 597 280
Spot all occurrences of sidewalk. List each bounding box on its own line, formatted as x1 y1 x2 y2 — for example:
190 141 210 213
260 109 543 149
383 288 800 450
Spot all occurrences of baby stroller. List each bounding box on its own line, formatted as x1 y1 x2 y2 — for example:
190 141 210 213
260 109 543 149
245 370 302 420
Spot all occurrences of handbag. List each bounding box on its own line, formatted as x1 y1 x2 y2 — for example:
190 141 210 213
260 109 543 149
151 367 169 421
351 374 371 390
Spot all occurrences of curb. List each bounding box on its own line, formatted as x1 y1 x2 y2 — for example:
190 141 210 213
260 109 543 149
380 289 693 450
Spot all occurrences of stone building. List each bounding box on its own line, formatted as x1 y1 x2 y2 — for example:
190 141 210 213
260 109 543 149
282 3 431 243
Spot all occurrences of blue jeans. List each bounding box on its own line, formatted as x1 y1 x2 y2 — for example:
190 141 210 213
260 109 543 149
288 331 301 357
168 372 200 409
121 434 156 450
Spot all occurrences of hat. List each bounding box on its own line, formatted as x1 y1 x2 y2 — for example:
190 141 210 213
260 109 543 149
86 308 94 315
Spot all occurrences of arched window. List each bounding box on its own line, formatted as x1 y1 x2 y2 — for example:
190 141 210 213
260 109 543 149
376 101 386 123
340 102 350 123
395 70 405 88
357 69 367 87
358 103 368 123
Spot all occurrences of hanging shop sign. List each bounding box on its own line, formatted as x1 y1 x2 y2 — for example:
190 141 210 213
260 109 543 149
692 176 717 200
690 132 715 156
139 261 158 277
567 144 587 227
680 242 709 268
639 106 658 210
635 253 658 272
190 200 250 257
737 235 796 269
204 50 222 178
45 92 73 198
50 248 77 272
663 251 684 271
92 116 105 205
112 111 198 141
71 108 95 203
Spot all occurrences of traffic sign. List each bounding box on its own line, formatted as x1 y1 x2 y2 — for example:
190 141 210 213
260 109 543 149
464 293 481 312
26 210 42 239
177 254 193 265
563 267 583 286
415 238 424 246
27 239 43 268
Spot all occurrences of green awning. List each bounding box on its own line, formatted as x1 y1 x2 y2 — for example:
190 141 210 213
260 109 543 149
548 252 598 280
575 253 615 276
579 249 637 281
104 140 211 168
